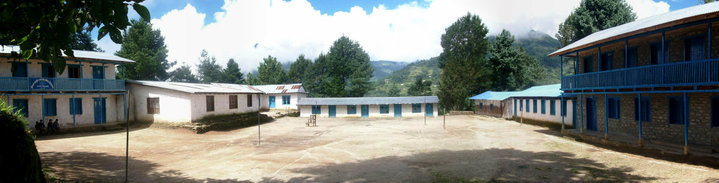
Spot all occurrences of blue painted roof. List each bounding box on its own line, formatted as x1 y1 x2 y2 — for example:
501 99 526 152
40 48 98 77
469 84 565 100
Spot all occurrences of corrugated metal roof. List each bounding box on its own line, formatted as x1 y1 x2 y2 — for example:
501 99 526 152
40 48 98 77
549 2 719 57
252 83 306 94
0 45 135 63
298 96 439 105
469 84 562 100
128 80 263 94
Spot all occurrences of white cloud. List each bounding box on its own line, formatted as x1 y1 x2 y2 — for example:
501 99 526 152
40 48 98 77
124 0 670 73
627 0 670 20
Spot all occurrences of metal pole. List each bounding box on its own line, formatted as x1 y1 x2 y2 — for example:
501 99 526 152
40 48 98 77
257 94 261 145
683 92 689 155
42 94 45 126
580 94 584 134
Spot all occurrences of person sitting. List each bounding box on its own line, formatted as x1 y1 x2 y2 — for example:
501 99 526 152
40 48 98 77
46 119 54 133
52 119 60 132
34 120 44 134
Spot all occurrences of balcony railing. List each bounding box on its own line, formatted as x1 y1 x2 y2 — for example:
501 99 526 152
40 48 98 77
561 58 719 90
0 77 125 91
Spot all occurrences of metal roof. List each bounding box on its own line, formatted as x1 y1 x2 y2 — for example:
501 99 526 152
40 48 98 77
549 2 719 57
298 96 439 105
0 45 135 63
252 83 306 94
127 80 263 94
469 84 562 100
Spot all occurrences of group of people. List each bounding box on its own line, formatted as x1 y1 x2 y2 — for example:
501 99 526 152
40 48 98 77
34 119 60 135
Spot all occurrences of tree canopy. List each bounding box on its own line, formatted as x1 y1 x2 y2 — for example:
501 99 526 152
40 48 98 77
69 30 103 52
487 30 542 91
438 13 490 110
287 55 312 83
0 0 150 74
222 59 245 84
256 55 288 84
556 0 636 46
116 19 175 81
196 50 223 83
304 36 374 97
169 64 199 83
408 76 432 96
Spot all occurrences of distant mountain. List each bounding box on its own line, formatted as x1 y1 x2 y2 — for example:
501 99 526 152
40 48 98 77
489 30 562 84
367 57 440 97
370 60 409 81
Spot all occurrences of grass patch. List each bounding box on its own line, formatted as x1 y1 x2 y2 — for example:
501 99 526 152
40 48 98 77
192 112 274 134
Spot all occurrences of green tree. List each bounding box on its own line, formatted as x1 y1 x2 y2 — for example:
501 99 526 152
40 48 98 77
408 76 432 96
288 55 312 83
304 36 374 97
169 64 199 83
0 0 149 74
69 30 103 52
256 55 288 84
438 13 491 110
116 19 175 81
388 83 401 97
700 0 716 4
221 59 245 84
246 72 261 85
556 0 636 46
488 30 543 91
0 100 46 182
196 50 223 83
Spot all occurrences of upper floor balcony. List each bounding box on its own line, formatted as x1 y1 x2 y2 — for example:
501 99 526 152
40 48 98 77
0 77 125 92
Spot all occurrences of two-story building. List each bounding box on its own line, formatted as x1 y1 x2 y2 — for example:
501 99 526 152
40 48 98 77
1 46 132 129
550 3 719 155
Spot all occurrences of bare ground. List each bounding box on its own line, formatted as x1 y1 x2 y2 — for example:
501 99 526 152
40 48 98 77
36 115 719 182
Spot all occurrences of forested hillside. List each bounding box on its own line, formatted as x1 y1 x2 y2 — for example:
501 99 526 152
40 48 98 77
366 57 440 96
370 61 409 81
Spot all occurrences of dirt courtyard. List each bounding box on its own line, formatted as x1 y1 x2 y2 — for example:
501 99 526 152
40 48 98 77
36 115 719 182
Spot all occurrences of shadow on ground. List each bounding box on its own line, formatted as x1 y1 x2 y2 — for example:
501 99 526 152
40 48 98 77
40 151 254 182
281 148 656 182
36 122 152 141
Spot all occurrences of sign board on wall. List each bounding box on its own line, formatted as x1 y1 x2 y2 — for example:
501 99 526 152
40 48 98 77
30 78 54 89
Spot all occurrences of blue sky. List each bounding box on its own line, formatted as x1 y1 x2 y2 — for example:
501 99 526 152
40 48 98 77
95 0 698 72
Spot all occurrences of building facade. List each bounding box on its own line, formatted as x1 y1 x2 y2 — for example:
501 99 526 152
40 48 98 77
470 84 576 127
127 81 262 122
250 84 307 111
550 3 719 153
297 96 438 118
0 47 132 129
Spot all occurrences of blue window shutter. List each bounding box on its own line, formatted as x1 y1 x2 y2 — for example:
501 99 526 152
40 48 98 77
41 64 49 78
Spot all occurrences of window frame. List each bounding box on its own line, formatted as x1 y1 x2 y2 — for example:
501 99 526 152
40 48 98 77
550 99 556 115
525 99 530 112
206 95 215 112
412 104 421 113
282 95 291 105
634 96 651 122
627 47 638 67
347 105 357 114
41 63 56 78
12 99 29 117
247 94 253 107
312 105 321 114
541 99 546 114
69 98 83 115
489 104 494 111
229 95 238 109
380 104 390 114
607 97 620 119
533 99 537 113
683 35 705 61
67 64 82 78
583 55 594 73
479 102 483 109
147 97 160 114
11 62 28 77
600 51 613 71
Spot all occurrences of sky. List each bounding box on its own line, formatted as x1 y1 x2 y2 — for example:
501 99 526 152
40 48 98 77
94 0 696 73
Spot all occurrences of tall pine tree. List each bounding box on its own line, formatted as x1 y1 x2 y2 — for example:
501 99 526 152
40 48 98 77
221 59 245 84
196 50 223 83
556 0 636 46
116 19 175 81
169 64 199 83
304 36 373 97
287 55 312 83
488 30 542 91
256 55 287 84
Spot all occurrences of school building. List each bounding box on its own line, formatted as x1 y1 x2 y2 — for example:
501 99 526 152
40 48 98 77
549 3 719 155
470 84 576 127
297 96 438 118
248 83 307 111
127 80 263 123
0 46 132 128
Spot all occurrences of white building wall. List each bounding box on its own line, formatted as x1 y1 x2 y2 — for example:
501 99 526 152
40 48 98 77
128 83 193 123
2 94 123 129
511 97 575 127
190 93 260 121
299 103 438 118
260 93 306 110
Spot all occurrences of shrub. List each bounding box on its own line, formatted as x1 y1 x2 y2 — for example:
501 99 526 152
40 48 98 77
0 100 46 182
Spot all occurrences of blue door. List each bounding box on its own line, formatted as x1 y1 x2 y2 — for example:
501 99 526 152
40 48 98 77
93 98 106 124
425 103 433 117
268 96 276 109
361 105 369 118
328 105 336 118
92 66 104 89
586 98 597 131
572 99 578 128
12 99 29 117
393 104 402 117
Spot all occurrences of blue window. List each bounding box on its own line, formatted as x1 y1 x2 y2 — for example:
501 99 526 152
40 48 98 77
541 99 546 114
607 97 620 119
533 99 537 113
282 95 291 105
11 62 27 77
519 99 523 111
347 105 357 114
561 99 567 116
668 96 686 124
684 36 705 61
525 99 530 112
712 97 719 128
311 105 321 114
583 56 593 73
68 64 82 78
627 47 638 67
634 96 651 122
380 105 389 114
69 98 83 115
43 98 57 116
550 99 556 115
600 52 613 71
489 104 494 111
412 104 421 113
12 99 28 117
650 42 668 64
41 63 56 78
479 102 483 109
